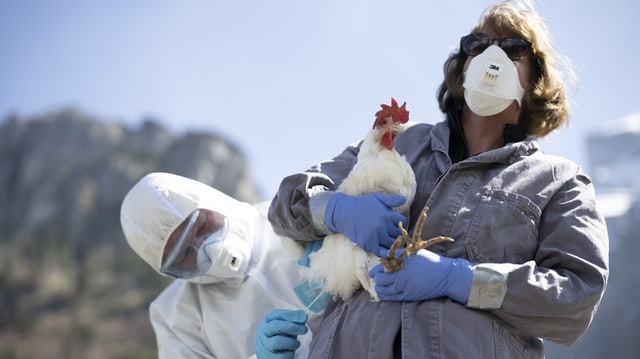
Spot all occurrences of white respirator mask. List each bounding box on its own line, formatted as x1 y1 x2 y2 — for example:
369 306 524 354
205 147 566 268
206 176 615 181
463 45 525 116
189 230 251 285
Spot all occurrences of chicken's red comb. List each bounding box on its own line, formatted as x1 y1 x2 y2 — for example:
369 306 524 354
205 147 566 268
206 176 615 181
374 97 409 128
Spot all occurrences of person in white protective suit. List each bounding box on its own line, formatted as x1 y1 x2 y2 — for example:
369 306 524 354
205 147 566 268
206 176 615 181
120 172 328 359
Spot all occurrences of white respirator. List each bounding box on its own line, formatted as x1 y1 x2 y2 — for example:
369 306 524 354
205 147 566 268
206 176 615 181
463 45 525 116
190 230 251 284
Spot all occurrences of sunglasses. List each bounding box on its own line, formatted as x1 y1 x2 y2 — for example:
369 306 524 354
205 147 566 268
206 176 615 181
460 33 533 61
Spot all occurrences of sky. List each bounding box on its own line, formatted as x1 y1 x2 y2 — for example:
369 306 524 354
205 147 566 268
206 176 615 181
1 0 639 200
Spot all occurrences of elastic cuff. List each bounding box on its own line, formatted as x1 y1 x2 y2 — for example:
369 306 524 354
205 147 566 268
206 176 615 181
467 263 512 309
308 187 334 235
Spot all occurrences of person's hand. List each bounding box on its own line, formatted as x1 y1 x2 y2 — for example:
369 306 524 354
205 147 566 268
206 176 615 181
255 309 308 359
325 192 407 256
369 249 473 303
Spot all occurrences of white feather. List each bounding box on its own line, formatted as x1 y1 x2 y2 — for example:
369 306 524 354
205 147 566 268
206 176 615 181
308 125 416 301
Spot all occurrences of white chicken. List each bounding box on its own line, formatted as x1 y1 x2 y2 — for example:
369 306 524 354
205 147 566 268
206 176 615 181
308 98 417 301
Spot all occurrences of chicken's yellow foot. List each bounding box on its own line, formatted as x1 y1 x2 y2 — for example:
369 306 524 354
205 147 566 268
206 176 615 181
381 207 454 272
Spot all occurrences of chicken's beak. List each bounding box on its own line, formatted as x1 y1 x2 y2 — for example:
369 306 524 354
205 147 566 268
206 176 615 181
386 122 402 135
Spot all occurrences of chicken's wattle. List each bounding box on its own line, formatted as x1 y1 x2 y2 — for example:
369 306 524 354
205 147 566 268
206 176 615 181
381 131 396 150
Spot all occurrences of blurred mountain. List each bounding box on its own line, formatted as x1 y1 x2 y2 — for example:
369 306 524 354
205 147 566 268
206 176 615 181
545 113 640 358
0 109 261 359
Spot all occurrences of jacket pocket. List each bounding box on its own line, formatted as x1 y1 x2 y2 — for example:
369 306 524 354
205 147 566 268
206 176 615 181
494 319 544 359
464 188 541 263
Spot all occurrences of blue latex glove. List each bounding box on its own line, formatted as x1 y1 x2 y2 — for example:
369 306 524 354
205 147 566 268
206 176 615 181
325 192 407 256
297 239 323 267
256 309 308 359
369 249 473 304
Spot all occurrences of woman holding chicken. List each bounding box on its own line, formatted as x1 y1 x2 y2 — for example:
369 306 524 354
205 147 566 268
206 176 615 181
265 1 608 358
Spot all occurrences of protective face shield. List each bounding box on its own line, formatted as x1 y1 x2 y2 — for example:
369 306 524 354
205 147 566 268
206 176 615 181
120 172 258 284
160 208 251 284
463 45 525 116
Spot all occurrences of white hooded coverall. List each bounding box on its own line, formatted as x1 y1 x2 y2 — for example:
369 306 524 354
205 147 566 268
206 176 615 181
120 172 323 359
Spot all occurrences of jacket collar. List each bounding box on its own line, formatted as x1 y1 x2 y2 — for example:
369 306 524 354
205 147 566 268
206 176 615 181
445 100 529 163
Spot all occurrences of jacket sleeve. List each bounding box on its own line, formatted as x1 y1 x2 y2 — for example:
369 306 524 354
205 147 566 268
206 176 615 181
267 142 360 242
149 281 217 358
468 168 609 345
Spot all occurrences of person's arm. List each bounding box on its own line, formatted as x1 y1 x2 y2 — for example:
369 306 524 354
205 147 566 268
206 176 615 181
267 143 359 242
267 140 409 256
149 281 217 358
473 170 608 344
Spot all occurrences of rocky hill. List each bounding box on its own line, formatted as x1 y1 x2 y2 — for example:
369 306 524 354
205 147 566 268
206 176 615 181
0 109 261 359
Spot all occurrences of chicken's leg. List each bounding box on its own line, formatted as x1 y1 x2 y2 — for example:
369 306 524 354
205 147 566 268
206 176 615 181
381 207 454 272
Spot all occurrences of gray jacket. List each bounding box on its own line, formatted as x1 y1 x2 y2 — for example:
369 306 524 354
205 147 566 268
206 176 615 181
268 120 609 358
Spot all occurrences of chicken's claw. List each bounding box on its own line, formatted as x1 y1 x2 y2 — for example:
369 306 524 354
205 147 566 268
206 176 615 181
380 207 454 272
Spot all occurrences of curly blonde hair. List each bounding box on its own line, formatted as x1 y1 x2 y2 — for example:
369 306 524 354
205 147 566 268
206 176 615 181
437 0 572 137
